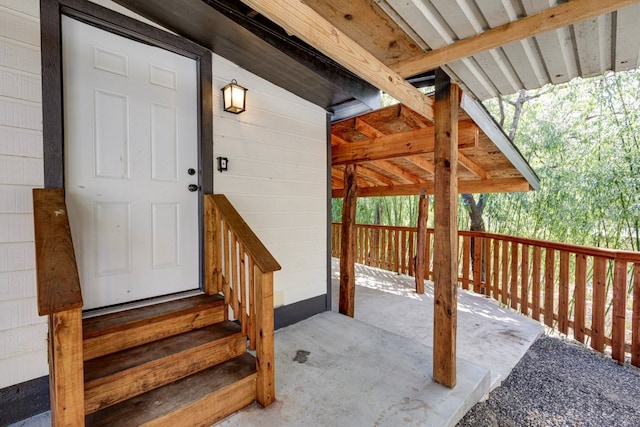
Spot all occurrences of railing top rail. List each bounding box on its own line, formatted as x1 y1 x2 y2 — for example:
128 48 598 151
208 194 281 273
33 188 83 316
332 222 640 263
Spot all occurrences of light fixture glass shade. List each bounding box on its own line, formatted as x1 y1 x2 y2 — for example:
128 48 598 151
222 79 247 114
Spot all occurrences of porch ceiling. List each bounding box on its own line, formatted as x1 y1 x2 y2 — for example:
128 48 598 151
331 91 540 198
302 0 640 102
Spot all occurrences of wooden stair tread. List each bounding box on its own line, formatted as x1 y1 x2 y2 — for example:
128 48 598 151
84 321 242 382
85 353 258 427
83 294 224 339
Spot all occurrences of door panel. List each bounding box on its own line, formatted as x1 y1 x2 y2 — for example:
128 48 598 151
62 16 200 310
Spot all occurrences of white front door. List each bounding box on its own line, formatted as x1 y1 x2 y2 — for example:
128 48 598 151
62 16 200 310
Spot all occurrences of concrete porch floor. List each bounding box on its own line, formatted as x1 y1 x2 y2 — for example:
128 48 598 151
12 259 542 427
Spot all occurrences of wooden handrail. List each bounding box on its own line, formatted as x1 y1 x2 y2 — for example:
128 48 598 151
209 195 281 273
33 188 83 316
205 193 278 407
331 222 640 263
332 222 640 368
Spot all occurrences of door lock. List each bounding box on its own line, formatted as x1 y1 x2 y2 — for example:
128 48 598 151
187 168 196 175
188 184 199 192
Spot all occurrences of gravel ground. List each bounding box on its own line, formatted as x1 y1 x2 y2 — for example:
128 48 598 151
457 335 640 427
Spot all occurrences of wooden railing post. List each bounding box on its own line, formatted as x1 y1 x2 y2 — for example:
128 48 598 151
415 191 428 294
255 270 275 406
49 308 84 427
611 258 628 363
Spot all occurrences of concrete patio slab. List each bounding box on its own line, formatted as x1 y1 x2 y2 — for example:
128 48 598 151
219 311 490 427
334 259 544 389
12 259 542 426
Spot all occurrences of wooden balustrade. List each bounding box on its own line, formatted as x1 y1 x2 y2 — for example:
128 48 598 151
205 194 281 406
332 222 640 367
33 188 85 426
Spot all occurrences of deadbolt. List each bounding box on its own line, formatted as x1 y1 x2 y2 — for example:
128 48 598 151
188 168 196 175
188 184 199 192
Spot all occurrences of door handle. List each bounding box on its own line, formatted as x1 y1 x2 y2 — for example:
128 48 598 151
188 184 199 192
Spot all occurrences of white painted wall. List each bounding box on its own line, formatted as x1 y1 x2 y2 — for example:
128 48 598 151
0 0 328 390
211 56 327 307
0 0 47 389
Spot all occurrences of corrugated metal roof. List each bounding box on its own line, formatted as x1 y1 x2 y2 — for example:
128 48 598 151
377 0 640 100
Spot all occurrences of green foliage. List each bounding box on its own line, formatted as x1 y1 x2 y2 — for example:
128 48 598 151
483 70 640 250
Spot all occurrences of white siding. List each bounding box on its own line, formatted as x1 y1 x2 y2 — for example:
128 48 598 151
0 0 328 390
0 0 47 389
212 55 327 307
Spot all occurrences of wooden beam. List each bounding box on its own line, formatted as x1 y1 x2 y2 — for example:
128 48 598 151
415 191 429 294
331 177 531 198
432 69 458 388
405 155 435 175
241 0 434 121
376 160 422 184
339 164 358 317
49 308 85 426
355 118 385 138
458 152 489 180
332 121 478 165
391 0 640 77
356 165 395 186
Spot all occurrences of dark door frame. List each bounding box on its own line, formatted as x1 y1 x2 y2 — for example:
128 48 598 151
40 0 213 294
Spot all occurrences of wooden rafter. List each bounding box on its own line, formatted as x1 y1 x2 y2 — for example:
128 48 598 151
332 121 478 166
331 177 531 198
357 165 395 186
355 118 385 138
241 0 434 121
375 160 422 184
458 152 489 180
405 155 435 175
391 0 640 77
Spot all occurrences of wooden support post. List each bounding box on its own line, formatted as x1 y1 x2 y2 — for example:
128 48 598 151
432 69 458 388
49 308 85 427
255 270 275 406
339 164 358 317
415 190 429 294
204 195 222 294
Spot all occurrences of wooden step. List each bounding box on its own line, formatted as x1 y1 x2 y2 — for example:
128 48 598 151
85 353 258 427
84 320 246 414
83 294 225 361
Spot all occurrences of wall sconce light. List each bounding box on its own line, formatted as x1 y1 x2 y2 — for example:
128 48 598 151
217 156 229 172
221 79 247 114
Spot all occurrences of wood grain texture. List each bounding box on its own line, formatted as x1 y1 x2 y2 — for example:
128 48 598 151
49 309 85 427
207 195 281 273
84 322 246 414
241 0 434 121
591 257 607 352
390 0 640 77
611 259 628 363
33 188 83 316
85 353 257 427
83 295 225 361
339 164 358 317
255 271 275 407
432 70 458 388
574 254 587 343
414 192 428 294
631 263 640 366
331 122 478 165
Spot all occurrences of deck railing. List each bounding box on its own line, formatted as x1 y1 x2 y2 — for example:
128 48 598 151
332 223 640 367
33 188 85 426
205 194 281 406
